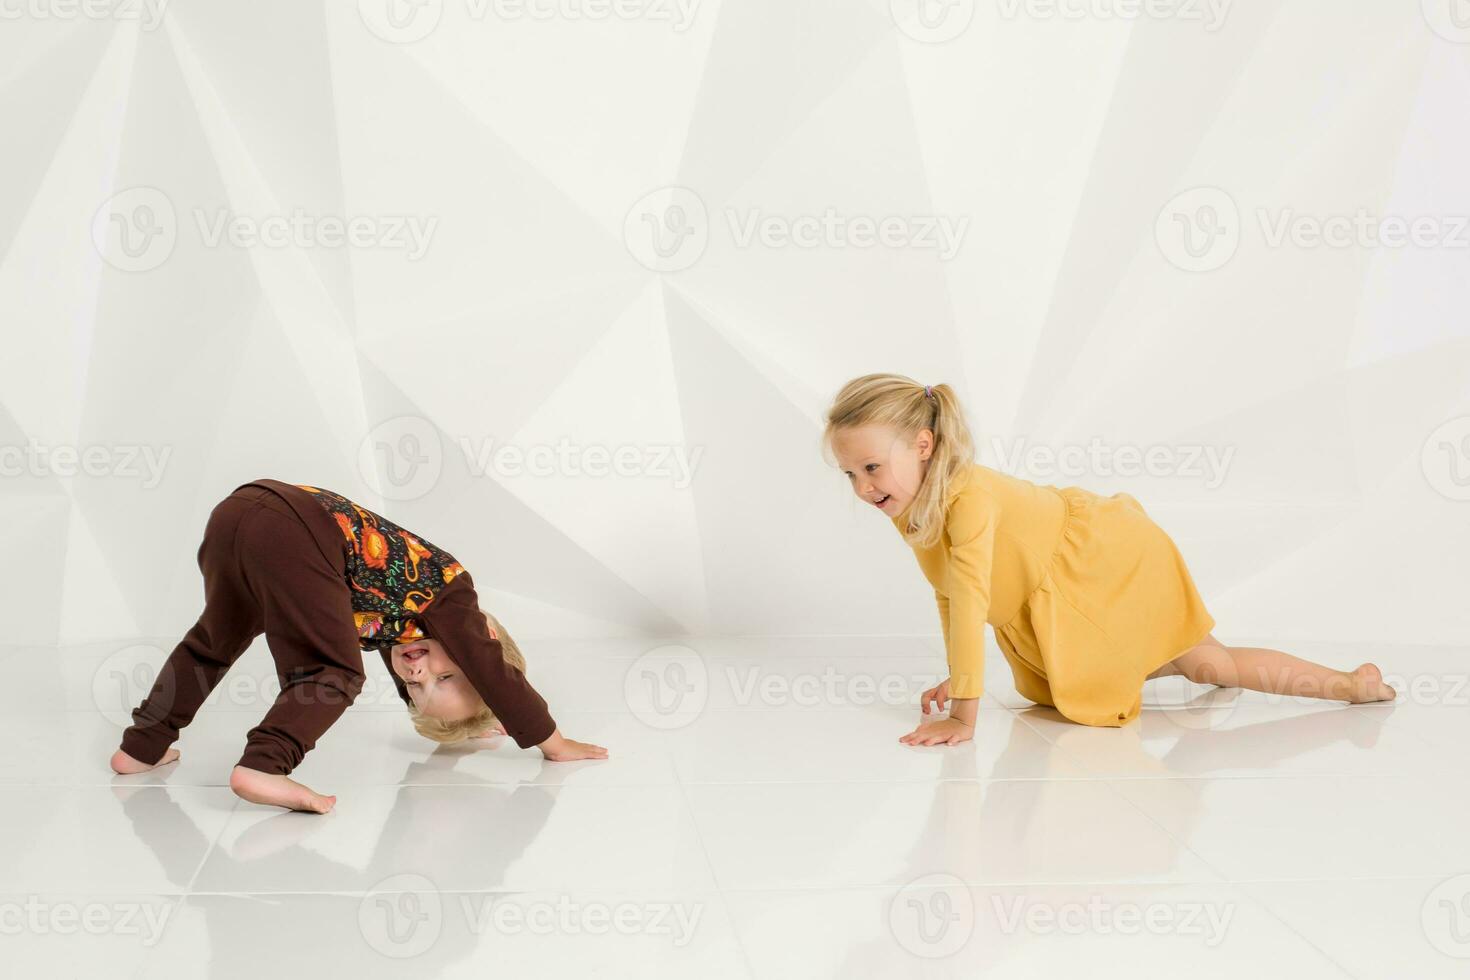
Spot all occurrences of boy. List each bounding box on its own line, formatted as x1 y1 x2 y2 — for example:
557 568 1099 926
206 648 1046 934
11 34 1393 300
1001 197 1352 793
110 479 606 812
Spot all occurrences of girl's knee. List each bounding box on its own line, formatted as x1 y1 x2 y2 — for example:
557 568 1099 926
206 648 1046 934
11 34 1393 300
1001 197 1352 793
1178 645 1237 687
1015 677 1054 707
1052 693 1131 727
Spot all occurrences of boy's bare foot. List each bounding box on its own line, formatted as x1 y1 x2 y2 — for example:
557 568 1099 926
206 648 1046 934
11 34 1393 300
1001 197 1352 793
110 748 179 774
229 765 337 814
1348 663 1396 704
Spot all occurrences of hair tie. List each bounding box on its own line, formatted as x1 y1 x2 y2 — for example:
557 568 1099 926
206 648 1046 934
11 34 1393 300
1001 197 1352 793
924 385 933 400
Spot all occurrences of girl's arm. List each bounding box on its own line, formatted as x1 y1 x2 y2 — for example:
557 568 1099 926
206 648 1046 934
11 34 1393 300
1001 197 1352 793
942 489 999 699
901 492 997 746
903 683 979 745
947 696 979 726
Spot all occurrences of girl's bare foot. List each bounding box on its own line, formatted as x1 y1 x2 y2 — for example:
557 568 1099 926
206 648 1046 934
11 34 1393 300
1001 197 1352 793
1348 663 1396 704
229 765 337 814
110 748 179 774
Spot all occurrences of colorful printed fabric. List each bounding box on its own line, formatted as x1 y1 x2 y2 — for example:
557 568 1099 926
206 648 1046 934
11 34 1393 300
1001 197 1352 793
294 484 465 651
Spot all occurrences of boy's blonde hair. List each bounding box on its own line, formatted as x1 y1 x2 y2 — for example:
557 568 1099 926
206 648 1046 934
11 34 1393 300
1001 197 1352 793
822 373 975 549
408 608 528 744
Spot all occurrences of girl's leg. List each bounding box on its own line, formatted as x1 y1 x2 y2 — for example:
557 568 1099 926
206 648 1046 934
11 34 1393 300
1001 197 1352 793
1147 632 1395 703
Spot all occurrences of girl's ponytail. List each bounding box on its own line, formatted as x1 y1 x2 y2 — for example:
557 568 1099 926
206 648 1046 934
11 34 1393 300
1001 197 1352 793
903 382 974 547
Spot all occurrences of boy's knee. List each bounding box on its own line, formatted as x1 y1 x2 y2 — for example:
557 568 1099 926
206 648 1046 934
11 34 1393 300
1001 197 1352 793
338 669 366 703
326 670 366 710
281 666 365 708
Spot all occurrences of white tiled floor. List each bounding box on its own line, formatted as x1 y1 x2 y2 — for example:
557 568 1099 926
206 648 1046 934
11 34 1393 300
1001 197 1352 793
4 637 1470 978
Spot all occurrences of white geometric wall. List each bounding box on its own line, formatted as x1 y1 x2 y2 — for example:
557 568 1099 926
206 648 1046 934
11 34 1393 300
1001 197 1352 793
2 0 1468 649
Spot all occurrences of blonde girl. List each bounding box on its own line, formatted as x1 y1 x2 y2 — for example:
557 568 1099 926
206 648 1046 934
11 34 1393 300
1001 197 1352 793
822 373 1395 746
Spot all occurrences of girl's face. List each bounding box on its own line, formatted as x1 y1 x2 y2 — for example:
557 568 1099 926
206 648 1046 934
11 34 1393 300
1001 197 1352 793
390 637 479 721
831 423 933 517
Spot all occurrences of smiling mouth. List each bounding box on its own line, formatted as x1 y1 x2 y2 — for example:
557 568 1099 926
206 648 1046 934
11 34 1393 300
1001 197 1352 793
873 494 891 508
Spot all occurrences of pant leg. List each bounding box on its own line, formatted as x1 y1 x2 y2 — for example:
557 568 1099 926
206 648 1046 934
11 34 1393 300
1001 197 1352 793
232 500 365 776
118 494 264 765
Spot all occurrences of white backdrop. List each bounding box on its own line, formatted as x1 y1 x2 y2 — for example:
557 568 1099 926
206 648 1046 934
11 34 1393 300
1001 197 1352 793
3 0 1468 650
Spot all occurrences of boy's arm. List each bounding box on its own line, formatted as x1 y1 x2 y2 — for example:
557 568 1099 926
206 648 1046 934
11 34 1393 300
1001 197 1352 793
419 572 558 749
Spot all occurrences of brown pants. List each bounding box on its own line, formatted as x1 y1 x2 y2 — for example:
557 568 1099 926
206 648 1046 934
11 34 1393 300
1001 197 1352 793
118 485 365 776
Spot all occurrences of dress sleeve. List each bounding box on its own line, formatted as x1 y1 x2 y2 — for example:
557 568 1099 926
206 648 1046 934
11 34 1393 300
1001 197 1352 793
934 591 952 658
944 489 998 699
419 572 557 749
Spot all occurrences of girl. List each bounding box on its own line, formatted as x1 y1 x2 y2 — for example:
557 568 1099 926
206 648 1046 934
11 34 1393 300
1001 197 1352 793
110 478 606 812
822 374 1396 746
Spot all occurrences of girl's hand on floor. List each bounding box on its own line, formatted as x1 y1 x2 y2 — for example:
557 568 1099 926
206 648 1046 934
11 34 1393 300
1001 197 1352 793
537 729 610 762
899 717 974 746
920 678 951 715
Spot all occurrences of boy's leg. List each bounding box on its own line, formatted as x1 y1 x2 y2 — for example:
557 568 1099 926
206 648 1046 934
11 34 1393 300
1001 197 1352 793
117 497 263 768
232 503 366 779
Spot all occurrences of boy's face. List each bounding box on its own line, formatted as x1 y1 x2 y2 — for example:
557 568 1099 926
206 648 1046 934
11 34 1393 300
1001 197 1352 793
389 637 480 721
831 423 932 517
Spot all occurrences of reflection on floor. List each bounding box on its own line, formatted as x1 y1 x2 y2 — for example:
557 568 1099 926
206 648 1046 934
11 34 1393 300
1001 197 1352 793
4 636 1467 978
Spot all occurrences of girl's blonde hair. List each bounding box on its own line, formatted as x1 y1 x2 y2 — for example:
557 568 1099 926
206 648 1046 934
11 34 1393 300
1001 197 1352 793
822 373 975 549
408 608 527 744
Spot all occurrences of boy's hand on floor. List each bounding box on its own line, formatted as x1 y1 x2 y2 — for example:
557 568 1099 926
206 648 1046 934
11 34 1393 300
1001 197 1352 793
536 728 609 762
899 717 974 746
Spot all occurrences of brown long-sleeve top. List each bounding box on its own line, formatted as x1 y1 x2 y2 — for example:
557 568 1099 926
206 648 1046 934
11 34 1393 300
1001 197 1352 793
242 479 557 748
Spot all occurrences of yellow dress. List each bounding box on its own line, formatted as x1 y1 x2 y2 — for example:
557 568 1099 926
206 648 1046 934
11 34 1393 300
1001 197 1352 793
894 463 1216 726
